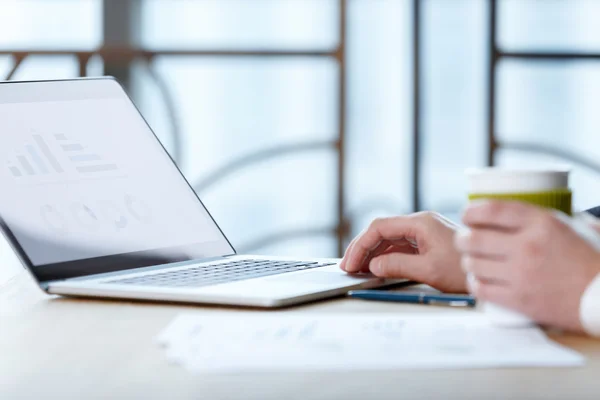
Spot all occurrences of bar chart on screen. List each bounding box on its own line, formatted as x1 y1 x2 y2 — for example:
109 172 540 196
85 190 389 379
5 131 123 184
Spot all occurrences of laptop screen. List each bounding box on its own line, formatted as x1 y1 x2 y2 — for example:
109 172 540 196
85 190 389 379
0 78 234 282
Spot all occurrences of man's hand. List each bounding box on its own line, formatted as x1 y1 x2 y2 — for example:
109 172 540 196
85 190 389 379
340 212 467 293
456 201 600 333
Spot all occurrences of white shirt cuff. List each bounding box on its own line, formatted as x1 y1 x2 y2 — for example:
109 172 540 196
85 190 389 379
580 273 600 337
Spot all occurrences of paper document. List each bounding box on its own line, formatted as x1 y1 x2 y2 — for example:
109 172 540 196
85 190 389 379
156 314 584 372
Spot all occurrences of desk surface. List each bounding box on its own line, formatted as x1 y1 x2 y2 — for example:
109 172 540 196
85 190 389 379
2 271 600 400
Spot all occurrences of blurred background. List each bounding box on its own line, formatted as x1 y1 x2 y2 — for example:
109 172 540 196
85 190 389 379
1 0 600 283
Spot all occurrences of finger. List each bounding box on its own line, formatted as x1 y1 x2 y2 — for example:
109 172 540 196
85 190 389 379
358 239 418 273
466 273 478 294
462 200 541 231
343 226 383 272
454 228 515 259
461 255 510 284
355 239 391 272
343 236 415 273
340 230 366 271
472 279 517 310
344 216 422 273
368 252 428 282
467 273 508 294
359 242 418 273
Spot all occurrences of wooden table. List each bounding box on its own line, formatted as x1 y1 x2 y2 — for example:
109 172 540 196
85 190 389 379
1 271 600 400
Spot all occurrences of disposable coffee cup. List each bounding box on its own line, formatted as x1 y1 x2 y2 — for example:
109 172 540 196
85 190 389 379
466 168 572 214
465 167 572 327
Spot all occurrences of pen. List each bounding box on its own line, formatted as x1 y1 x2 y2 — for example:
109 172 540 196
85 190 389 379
347 290 476 308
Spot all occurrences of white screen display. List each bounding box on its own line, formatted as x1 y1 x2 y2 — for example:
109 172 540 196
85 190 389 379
0 79 233 266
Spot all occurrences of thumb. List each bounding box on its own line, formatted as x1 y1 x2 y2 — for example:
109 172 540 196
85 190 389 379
369 252 427 281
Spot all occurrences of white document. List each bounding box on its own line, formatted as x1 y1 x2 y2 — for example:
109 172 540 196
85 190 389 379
156 313 585 372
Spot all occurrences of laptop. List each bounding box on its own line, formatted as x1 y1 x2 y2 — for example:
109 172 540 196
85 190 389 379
0 78 392 308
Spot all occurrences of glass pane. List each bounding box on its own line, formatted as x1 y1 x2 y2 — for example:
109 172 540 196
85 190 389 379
86 55 105 77
201 150 337 253
421 0 488 212
0 0 101 49
0 56 13 79
142 0 338 50
137 57 337 181
0 235 23 285
253 236 337 258
499 0 600 52
10 56 80 81
135 58 337 255
345 0 412 237
497 61 600 164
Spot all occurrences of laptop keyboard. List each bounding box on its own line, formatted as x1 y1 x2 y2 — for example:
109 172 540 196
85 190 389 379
105 259 336 288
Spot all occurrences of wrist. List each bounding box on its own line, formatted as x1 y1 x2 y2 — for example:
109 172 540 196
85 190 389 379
576 211 600 234
580 272 600 336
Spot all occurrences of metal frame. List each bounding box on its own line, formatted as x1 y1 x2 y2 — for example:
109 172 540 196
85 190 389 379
487 0 600 175
0 0 351 256
6 0 600 256
102 0 141 91
412 0 422 212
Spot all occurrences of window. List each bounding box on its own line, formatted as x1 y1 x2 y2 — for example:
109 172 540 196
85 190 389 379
495 0 600 211
1 0 600 268
136 0 412 256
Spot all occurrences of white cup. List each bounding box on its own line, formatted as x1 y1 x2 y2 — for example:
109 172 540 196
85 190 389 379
465 167 571 327
465 168 570 195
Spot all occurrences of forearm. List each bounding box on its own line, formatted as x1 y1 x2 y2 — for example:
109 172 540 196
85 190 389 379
581 274 600 336
577 209 600 336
